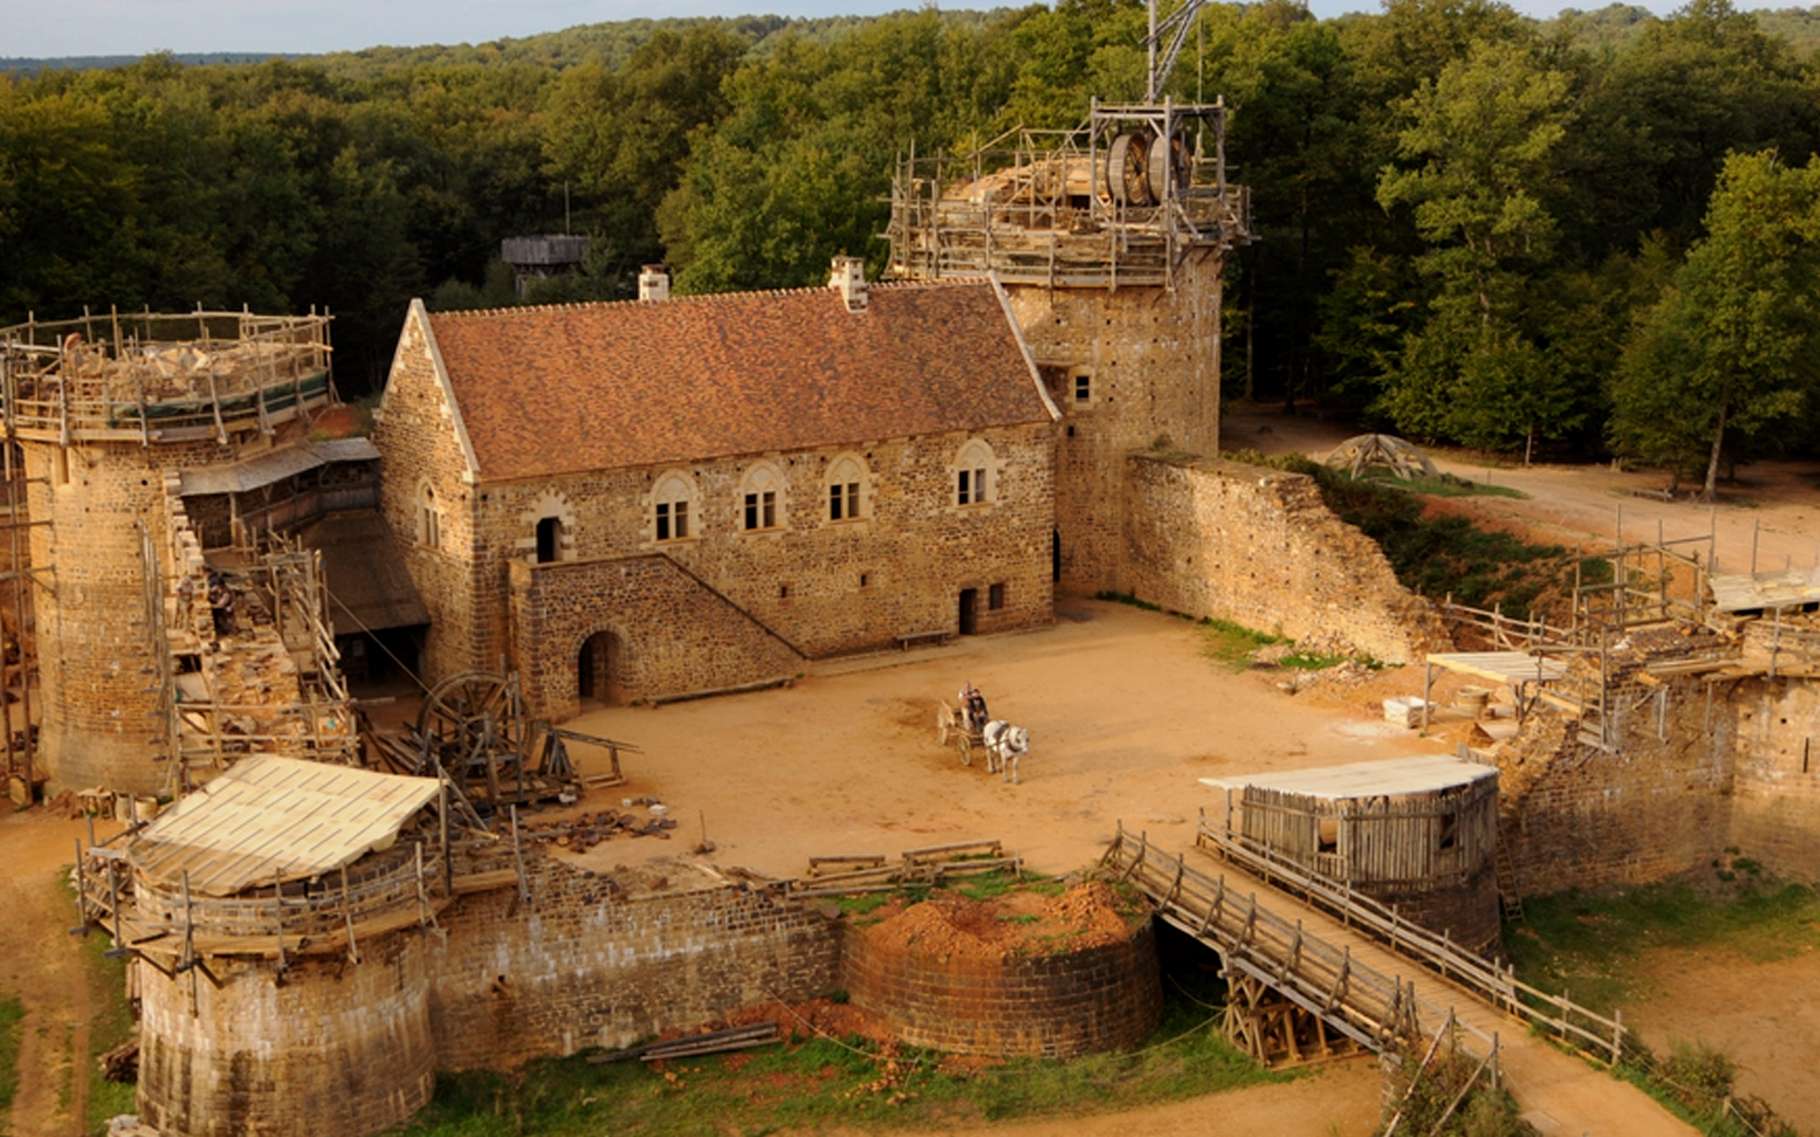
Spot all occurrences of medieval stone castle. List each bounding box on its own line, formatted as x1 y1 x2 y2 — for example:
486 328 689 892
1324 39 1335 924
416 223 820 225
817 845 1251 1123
15 78 1817 1137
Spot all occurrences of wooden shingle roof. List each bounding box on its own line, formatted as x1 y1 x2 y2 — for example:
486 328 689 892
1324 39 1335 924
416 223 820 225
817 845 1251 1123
422 280 1053 480
127 756 440 897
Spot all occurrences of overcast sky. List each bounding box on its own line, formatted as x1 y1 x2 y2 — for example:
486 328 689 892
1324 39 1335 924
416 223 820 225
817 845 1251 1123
0 0 1769 59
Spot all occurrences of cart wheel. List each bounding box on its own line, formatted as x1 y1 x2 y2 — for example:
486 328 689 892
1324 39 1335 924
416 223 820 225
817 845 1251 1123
958 736 974 766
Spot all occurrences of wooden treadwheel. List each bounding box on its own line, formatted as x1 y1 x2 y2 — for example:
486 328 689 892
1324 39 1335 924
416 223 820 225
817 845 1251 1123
416 671 527 785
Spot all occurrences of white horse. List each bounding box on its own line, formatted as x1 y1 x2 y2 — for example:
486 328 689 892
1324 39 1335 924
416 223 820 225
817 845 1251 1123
981 720 1030 785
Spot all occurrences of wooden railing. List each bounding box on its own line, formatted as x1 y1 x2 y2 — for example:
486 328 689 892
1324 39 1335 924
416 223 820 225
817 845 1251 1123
1102 824 1497 1061
1194 819 1629 1067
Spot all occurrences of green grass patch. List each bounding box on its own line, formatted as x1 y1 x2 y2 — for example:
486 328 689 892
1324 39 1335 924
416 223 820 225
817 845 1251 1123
1506 877 1820 1017
1199 618 1284 671
393 997 1285 1136
0 995 21 1125
1361 472 1529 499
54 873 137 1133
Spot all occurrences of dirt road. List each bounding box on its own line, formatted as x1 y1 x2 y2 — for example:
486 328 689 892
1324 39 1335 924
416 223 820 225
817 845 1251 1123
1224 403 1820 572
1626 945 1820 1133
0 811 112 1137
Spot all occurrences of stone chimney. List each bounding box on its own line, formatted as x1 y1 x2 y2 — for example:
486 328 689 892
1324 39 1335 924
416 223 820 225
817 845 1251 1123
638 264 670 303
829 256 868 312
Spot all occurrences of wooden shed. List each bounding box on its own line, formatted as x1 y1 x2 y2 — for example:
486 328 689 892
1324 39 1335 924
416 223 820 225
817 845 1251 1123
1201 755 1501 952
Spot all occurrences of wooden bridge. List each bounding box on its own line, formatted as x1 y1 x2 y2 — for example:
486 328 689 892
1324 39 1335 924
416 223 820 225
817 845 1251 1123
1102 824 1698 1136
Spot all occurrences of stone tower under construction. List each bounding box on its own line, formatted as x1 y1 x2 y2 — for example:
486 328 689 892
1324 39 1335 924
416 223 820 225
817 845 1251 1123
886 98 1250 593
0 310 336 796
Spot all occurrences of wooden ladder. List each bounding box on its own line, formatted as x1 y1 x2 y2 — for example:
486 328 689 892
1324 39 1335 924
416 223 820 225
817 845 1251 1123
1494 817 1524 925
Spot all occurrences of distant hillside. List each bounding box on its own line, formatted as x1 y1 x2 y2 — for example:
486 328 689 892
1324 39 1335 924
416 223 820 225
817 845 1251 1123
0 52 303 74
0 10 1008 77
1544 2 1820 54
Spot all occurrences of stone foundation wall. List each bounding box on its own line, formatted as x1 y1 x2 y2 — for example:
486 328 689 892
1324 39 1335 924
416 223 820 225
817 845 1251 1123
428 856 841 1069
840 918 1162 1058
1119 454 1446 664
136 931 435 1137
1367 867 1501 956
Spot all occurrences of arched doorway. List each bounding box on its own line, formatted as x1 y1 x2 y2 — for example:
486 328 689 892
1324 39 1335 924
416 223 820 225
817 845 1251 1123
578 630 624 706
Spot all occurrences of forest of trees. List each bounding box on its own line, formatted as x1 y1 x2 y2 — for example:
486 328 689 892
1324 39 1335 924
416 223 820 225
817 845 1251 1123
3 0 1820 491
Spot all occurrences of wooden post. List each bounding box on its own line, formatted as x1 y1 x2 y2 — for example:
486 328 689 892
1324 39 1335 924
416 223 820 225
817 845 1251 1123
1421 662 1434 735
274 867 287 976
440 780 452 896
510 804 530 904
1612 1008 1623 1066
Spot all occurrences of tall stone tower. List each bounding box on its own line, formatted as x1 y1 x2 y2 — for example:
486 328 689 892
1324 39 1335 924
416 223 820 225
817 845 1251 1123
887 95 1249 593
0 310 335 795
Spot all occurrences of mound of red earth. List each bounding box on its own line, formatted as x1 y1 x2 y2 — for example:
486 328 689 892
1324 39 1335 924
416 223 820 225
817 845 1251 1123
859 880 1144 963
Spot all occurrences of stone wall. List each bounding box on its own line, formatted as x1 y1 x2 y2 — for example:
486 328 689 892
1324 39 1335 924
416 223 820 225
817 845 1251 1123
840 916 1162 1058
1497 682 1734 896
508 554 805 720
371 305 486 686
428 854 841 1069
1002 251 1222 596
1119 454 1446 664
136 931 435 1137
25 432 278 795
1726 676 1820 879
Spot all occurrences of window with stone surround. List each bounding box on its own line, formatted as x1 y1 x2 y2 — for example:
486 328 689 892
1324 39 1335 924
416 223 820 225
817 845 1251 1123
653 471 696 542
954 439 996 507
740 463 785 532
826 454 868 522
417 481 441 549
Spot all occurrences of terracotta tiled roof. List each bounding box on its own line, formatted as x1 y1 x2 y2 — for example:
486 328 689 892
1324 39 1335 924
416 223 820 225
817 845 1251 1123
423 281 1052 480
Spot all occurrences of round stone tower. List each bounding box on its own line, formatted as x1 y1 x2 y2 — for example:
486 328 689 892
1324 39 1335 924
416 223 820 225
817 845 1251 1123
886 100 1249 594
0 311 334 795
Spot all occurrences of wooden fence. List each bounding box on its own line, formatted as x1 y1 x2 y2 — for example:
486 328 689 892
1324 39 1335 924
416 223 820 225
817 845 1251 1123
1195 819 1628 1067
1101 824 1502 1065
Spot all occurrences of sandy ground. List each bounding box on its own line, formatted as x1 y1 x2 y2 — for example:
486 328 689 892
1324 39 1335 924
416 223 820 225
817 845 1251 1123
1626 945 1820 1133
561 600 1449 879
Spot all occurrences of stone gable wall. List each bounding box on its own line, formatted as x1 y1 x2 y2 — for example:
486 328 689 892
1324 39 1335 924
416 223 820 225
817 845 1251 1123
370 306 485 683
1119 455 1446 664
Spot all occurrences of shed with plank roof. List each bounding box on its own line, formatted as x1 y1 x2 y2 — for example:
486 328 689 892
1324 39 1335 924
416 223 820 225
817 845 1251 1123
1200 755 1501 952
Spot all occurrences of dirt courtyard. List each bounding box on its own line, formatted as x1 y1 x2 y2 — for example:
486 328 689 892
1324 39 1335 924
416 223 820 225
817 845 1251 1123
560 598 1447 879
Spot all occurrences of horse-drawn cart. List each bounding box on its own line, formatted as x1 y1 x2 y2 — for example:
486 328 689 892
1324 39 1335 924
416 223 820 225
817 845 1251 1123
936 700 986 765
